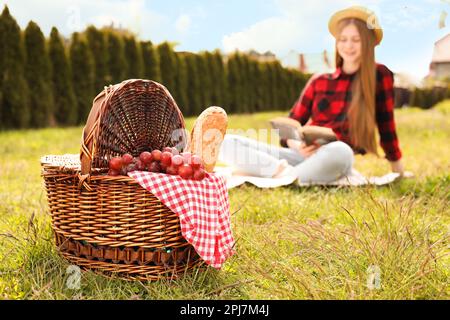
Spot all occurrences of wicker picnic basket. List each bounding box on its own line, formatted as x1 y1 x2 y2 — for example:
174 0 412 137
41 79 203 281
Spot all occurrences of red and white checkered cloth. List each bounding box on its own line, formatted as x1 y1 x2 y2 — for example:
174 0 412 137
128 170 235 269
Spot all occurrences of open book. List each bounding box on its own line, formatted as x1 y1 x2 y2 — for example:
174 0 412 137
270 117 337 146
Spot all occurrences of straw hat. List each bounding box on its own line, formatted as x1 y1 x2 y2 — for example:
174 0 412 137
328 6 383 45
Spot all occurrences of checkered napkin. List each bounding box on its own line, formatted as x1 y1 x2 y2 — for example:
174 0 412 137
128 170 235 269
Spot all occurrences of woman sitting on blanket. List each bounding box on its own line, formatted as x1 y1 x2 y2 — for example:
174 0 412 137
213 6 406 184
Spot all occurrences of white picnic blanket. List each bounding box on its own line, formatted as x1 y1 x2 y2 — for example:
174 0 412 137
214 165 412 189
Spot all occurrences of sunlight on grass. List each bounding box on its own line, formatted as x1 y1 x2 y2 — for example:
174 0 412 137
0 102 449 299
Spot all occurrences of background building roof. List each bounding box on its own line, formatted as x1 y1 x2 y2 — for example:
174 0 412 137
431 33 450 63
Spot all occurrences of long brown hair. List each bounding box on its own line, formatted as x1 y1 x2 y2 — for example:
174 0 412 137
335 18 378 155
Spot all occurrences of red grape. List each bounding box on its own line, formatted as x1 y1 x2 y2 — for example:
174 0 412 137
122 153 134 165
171 147 180 155
148 161 161 173
126 163 137 173
139 151 153 164
135 159 146 171
181 152 192 165
166 165 179 175
163 147 173 153
193 168 206 181
151 149 162 161
109 157 123 171
178 164 193 179
108 169 120 176
191 155 203 169
160 162 168 172
171 155 184 167
161 151 173 166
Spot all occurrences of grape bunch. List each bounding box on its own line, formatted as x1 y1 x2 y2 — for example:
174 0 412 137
108 147 206 180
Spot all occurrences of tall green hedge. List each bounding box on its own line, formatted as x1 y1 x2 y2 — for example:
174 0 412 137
124 36 143 79
410 86 450 109
48 27 77 126
212 50 228 108
141 41 161 83
184 52 201 116
86 25 109 92
106 31 127 84
0 6 313 129
24 21 54 127
70 32 95 124
157 42 177 93
174 53 189 115
0 6 30 129
196 53 212 110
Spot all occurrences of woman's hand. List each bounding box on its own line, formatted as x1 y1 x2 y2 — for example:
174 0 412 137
299 142 321 158
390 159 405 176
390 159 414 178
287 139 320 158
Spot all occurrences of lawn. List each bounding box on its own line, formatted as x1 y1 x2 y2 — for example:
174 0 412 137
0 101 449 300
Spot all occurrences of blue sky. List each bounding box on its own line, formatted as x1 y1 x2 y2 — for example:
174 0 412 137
2 0 449 82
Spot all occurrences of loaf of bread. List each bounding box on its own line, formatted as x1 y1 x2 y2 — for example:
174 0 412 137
188 107 228 172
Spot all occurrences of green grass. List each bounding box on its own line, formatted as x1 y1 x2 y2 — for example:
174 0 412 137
0 103 449 300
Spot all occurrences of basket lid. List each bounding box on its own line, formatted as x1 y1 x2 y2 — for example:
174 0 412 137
80 79 188 175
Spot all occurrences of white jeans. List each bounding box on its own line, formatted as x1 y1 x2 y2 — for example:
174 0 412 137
218 134 354 183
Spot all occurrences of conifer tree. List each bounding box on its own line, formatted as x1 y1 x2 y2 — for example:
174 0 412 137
288 70 307 110
212 50 228 109
184 53 201 116
85 25 109 91
243 54 253 113
247 57 260 113
249 59 262 112
226 53 241 113
197 52 212 109
285 71 295 109
141 41 161 82
283 69 293 108
0 6 30 128
234 53 248 113
287 71 295 106
267 61 278 110
24 21 55 127
174 53 189 115
157 42 177 92
106 31 128 84
123 36 143 79
70 32 95 124
204 51 218 104
0 7 6 127
258 62 270 111
48 27 77 125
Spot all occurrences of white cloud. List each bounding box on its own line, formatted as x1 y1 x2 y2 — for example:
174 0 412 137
175 14 191 34
221 0 364 56
0 0 167 39
220 0 439 79
223 17 303 55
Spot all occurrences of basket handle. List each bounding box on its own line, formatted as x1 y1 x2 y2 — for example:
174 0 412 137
80 83 120 176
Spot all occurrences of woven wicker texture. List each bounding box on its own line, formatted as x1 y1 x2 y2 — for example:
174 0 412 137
81 79 188 175
42 80 203 280
56 234 202 281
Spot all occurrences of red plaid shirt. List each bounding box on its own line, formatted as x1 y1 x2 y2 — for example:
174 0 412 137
288 63 402 161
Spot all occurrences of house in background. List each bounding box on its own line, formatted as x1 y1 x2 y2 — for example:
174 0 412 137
279 50 334 74
298 50 335 75
428 33 450 80
247 50 277 63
